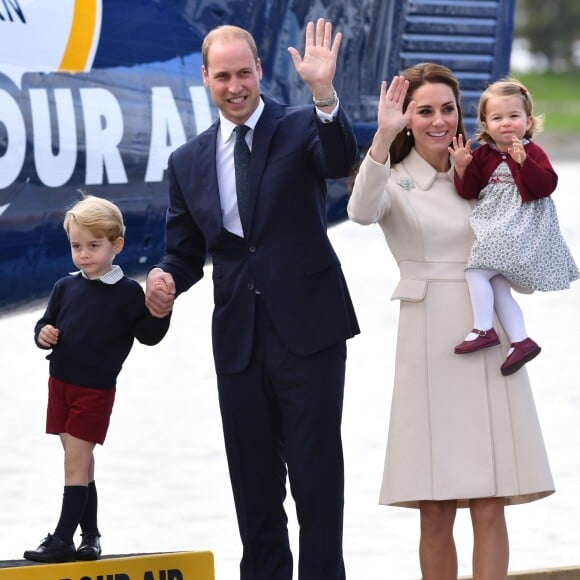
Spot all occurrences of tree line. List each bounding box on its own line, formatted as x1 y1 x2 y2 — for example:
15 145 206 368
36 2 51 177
517 0 580 70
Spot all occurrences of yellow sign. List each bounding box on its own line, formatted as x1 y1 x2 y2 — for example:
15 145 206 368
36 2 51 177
0 551 214 580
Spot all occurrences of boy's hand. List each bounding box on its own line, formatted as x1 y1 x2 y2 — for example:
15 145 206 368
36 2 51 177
38 324 59 348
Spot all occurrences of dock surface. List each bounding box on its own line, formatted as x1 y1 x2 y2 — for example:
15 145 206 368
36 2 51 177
461 566 580 579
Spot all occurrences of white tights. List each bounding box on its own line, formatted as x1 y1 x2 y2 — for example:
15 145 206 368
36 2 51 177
465 268 527 343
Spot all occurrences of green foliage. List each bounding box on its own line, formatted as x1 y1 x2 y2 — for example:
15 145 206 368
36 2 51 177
515 72 580 132
517 0 580 69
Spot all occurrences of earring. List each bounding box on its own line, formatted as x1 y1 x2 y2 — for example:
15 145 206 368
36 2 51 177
406 129 411 137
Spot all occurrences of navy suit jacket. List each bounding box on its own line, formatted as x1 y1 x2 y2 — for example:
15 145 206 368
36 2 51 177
156 95 360 373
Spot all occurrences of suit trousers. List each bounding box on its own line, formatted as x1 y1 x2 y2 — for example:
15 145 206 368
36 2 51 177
216 296 347 580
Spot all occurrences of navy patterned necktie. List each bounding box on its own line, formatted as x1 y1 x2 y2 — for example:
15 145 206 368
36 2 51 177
234 124 251 234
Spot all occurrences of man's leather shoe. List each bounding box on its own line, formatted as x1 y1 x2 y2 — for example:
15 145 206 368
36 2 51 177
77 533 102 561
23 533 76 563
501 337 541 376
454 328 500 354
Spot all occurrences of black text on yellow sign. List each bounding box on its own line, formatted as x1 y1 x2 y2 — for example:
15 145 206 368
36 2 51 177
60 569 184 580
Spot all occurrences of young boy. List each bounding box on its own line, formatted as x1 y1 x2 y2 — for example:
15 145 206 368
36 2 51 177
24 195 171 563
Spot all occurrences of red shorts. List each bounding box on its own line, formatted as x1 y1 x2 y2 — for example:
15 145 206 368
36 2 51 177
46 377 116 445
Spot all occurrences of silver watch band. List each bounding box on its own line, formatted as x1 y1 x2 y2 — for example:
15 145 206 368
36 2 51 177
312 89 338 108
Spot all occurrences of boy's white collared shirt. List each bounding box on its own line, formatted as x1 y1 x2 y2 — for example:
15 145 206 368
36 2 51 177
71 264 124 284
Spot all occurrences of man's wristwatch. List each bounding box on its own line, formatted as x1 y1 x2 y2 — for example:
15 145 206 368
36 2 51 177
313 89 338 108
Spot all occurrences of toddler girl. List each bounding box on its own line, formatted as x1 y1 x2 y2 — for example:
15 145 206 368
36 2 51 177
450 77 578 375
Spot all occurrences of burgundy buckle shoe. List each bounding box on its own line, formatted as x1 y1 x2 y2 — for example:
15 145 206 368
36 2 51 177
501 337 541 376
454 328 500 354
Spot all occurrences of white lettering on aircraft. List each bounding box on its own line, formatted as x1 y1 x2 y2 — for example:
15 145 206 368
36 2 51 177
0 84 213 189
145 86 187 183
30 88 77 187
0 89 25 188
81 88 128 185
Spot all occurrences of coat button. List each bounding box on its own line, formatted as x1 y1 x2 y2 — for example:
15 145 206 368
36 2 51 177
249 246 256 253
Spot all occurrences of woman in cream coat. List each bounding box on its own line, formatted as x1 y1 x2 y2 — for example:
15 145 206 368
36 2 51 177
348 64 554 580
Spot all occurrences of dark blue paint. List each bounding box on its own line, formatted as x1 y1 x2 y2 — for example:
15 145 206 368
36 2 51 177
0 0 516 313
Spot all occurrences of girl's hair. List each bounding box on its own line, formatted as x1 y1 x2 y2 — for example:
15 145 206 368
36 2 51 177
63 194 126 242
476 76 544 143
390 62 465 165
202 25 259 69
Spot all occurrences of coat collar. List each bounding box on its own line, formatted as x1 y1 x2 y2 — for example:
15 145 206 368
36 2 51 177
400 147 454 191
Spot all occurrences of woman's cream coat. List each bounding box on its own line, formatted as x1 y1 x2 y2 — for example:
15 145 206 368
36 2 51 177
348 149 554 508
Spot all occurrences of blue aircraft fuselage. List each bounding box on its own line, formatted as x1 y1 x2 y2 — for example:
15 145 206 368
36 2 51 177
0 0 516 313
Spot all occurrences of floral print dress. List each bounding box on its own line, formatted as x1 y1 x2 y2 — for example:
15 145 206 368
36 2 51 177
467 154 579 293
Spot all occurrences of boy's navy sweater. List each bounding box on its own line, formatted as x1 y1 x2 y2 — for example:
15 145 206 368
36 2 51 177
35 273 171 390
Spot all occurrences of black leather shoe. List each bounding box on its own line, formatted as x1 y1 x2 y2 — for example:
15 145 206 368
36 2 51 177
23 533 76 563
77 533 102 561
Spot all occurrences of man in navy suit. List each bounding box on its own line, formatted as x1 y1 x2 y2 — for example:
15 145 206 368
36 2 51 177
145 18 359 580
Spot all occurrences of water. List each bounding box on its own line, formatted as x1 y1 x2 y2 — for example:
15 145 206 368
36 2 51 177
1 161 579 579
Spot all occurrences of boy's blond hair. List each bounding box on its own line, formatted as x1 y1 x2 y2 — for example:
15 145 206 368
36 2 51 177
63 195 126 242
476 76 544 143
